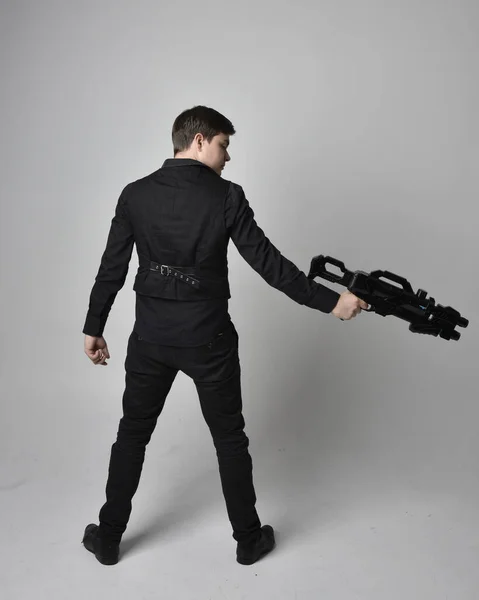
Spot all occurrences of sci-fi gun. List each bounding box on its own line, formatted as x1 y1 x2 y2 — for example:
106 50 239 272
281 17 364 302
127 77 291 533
307 255 469 341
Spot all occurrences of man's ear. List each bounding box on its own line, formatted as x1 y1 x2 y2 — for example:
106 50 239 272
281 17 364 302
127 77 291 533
194 132 204 149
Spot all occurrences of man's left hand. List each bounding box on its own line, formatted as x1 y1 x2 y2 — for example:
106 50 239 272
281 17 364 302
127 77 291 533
84 335 110 366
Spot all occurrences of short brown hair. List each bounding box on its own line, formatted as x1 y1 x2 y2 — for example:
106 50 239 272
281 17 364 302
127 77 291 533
172 105 235 156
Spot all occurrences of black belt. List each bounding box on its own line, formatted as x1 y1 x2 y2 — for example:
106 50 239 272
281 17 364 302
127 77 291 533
149 261 200 288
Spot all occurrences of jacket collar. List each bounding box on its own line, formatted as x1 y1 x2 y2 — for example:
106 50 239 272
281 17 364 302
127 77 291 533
162 158 215 172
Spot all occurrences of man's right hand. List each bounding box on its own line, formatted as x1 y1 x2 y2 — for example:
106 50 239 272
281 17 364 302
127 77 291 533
331 291 369 320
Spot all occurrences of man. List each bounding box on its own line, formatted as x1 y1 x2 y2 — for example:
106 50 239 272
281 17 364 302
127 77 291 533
81 105 367 566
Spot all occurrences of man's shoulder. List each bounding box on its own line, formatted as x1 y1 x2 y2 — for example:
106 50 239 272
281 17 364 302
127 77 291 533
222 178 245 200
115 170 161 200
126 169 161 188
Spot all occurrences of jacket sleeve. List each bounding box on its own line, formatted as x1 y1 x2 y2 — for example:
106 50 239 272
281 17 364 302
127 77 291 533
226 182 340 314
82 184 135 336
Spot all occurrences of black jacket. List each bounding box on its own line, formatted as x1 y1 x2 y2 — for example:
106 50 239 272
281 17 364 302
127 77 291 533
82 158 340 346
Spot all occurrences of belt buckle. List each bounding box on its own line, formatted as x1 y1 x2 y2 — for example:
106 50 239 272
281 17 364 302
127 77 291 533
160 264 171 276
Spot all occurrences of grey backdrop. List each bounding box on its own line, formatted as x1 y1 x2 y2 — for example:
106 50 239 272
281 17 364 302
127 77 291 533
1 1 478 598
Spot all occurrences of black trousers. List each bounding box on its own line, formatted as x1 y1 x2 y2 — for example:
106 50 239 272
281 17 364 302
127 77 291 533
97 320 262 545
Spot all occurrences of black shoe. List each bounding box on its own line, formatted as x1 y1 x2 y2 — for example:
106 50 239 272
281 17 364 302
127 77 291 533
236 525 276 565
82 524 120 565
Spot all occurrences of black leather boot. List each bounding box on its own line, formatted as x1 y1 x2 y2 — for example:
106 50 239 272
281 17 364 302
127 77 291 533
81 523 120 565
236 525 276 565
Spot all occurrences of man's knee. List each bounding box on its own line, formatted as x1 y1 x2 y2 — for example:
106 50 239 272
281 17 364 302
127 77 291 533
214 431 250 458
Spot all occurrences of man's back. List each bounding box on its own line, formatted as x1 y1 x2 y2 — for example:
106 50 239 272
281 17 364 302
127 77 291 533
129 158 234 346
